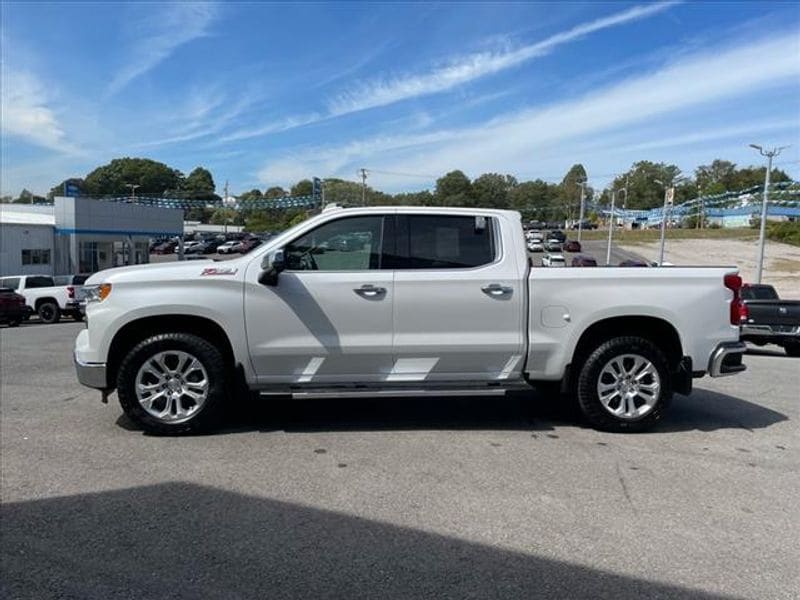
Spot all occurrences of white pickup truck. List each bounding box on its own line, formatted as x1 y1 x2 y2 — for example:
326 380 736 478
74 206 747 434
0 274 84 323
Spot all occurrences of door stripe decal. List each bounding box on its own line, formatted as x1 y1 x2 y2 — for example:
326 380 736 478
386 357 440 382
298 357 325 383
497 355 522 379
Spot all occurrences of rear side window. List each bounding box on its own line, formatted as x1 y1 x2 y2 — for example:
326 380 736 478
742 285 778 300
25 276 55 288
0 278 21 290
402 215 496 269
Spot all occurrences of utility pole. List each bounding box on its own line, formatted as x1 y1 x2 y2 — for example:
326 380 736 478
577 177 587 243
606 190 616 266
750 144 789 283
223 180 229 235
359 168 368 206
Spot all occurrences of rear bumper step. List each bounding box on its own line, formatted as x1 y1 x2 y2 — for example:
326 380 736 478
708 342 747 377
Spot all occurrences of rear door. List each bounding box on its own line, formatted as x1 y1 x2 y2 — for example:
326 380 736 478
391 213 526 382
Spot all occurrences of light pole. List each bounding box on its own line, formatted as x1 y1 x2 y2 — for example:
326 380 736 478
606 190 616 265
577 177 587 243
654 176 682 266
749 144 789 284
125 183 140 202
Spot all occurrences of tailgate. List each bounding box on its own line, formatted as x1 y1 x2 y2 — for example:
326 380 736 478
745 300 800 327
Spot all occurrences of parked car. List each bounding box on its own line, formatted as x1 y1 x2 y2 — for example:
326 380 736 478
571 255 598 267
175 241 203 253
217 241 240 254
0 287 29 326
236 238 263 254
619 259 650 267
75 206 747 435
545 239 563 252
542 253 566 267
564 240 582 253
186 240 220 255
549 230 566 242
527 239 544 252
54 274 92 306
0 275 83 323
153 241 178 254
571 221 597 230
739 284 800 357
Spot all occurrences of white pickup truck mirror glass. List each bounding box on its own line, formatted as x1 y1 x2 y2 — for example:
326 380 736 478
259 249 285 286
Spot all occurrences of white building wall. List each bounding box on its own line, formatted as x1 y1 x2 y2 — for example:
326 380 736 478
0 223 55 276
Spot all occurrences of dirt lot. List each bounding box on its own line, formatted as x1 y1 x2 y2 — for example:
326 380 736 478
620 238 800 298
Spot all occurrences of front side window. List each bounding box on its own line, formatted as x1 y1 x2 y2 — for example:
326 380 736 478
285 216 385 271
404 215 496 269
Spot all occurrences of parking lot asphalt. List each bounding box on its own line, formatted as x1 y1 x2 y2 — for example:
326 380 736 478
1 322 798 599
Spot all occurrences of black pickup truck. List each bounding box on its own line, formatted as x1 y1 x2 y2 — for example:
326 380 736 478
740 284 800 357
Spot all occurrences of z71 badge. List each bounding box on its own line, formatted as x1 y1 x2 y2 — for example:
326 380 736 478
201 267 238 276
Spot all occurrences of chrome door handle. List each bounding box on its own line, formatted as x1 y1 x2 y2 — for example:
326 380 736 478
354 284 386 298
482 283 513 297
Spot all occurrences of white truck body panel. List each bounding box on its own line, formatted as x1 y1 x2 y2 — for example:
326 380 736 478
75 206 743 395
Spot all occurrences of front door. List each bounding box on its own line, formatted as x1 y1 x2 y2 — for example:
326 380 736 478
245 214 395 385
392 213 526 382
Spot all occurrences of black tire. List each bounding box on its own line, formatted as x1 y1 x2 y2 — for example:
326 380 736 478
37 301 60 324
117 333 229 435
576 336 672 432
8 319 21 327
784 343 800 358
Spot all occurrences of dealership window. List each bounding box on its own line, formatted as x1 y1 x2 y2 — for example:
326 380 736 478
21 249 51 265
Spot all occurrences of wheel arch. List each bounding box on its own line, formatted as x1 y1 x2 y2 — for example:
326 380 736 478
107 314 236 390
34 297 58 309
565 316 684 389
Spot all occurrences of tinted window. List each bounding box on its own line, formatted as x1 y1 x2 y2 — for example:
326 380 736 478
404 215 495 269
742 285 778 300
0 278 21 290
285 216 385 271
26 276 55 288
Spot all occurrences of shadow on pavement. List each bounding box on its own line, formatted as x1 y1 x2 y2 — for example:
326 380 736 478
204 386 787 436
744 345 793 358
2 482 731 600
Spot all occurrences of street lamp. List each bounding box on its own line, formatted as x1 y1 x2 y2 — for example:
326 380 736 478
749 143 789 283
125 183 140 202
654 176 683 266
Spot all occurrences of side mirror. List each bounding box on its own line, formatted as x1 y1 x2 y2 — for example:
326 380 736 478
258 249 286 286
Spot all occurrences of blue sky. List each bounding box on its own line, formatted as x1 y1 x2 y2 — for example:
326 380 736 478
2 1 799 198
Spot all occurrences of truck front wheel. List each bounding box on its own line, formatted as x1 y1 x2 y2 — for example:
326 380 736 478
117 333 228 434
576 336 672 432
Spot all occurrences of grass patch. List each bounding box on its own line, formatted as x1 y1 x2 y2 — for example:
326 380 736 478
770 258 800 272
767 221 800 247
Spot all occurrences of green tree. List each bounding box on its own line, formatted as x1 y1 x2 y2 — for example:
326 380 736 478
290 179 313 196
730 165 791 190
509 179 560 221
559 164 588 223
435 170 474 206
182 167 216 199
603 161 686 210
472 173 517 209
210 207 239 226
238 189 263 203
84 157 183 196
392 190 434 206
264 186 287 199
695 160 737 195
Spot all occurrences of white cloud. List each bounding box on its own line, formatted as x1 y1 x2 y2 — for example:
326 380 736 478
0 67 73 152
218 113 323 144
106 2 218 97
257 31 800 189
327 2 680 116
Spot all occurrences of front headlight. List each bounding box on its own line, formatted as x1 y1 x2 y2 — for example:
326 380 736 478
84 283 112 303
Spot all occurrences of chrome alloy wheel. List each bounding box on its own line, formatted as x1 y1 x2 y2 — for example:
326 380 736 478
135 350 209 423
596 353 661 420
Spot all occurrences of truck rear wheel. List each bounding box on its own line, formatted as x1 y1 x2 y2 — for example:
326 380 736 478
37 301 60 324
576 336 672 432
117 333 228 435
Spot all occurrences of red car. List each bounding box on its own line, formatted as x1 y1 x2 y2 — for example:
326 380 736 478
0 287 29 327
564 240 582 253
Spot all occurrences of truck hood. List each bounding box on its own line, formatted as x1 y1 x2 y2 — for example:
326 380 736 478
85 258 246 285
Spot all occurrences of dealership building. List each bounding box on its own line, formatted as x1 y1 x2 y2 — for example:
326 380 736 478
0 197 183 277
